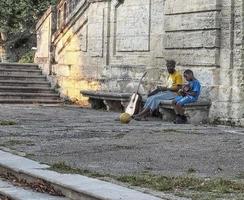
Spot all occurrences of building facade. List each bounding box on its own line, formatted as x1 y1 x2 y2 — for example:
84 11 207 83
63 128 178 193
35 0 244 125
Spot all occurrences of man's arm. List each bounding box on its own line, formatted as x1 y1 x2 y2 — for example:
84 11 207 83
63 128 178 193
157 84 182 92
156 85 168 91
167 84 182 92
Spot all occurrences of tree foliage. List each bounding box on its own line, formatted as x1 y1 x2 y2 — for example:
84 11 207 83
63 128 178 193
0 0 56 61
0 0 56 33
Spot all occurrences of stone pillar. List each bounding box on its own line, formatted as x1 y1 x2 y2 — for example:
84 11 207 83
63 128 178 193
211 0 244 125
35 6 57 75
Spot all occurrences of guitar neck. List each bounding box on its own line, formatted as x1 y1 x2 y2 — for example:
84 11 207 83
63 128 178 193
135 72 147 94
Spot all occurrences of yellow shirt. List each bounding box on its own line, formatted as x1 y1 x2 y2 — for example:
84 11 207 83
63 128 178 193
166 71 183 90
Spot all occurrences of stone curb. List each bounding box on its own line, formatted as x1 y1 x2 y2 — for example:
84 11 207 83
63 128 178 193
0 150 162 200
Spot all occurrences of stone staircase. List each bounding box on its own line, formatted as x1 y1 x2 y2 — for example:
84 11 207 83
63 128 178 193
0 63 63 104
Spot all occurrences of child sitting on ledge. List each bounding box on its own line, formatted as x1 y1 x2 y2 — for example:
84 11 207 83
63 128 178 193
172 69 201 124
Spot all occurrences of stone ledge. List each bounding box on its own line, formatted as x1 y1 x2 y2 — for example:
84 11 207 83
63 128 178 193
81 90 131 101
81 90 132 111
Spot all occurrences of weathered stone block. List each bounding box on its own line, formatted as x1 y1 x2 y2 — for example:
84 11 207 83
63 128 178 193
164 49 220 66
165 11 220 31
210 101 244 121
87 3 104 56
164 30 220 49
115 0 150 52
165 0 221 14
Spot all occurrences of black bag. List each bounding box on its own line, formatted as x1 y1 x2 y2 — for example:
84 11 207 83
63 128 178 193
147 88 161 97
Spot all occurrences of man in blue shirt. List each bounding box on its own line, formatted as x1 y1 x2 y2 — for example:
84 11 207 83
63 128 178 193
173 69 201 124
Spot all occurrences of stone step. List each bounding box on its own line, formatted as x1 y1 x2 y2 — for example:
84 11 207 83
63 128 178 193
0 99 64 104
0 93 60 100
0 63 39 70
0 69 42 76
0 150 162 200
0 86 55 93
0 63 62 104
0 179 69 200
0 80 50 87
0 75 46 81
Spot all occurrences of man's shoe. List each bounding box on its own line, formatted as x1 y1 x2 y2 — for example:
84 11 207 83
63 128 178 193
175 116 184 124
132 115 142 121
181 115 188 123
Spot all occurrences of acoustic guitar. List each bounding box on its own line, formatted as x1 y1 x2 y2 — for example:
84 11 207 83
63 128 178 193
125 72 147 116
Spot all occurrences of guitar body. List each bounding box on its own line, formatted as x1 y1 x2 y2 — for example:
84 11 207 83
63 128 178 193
125 93 142 116
125 71 147 116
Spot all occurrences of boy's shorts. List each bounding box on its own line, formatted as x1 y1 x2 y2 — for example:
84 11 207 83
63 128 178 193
175 95 197 106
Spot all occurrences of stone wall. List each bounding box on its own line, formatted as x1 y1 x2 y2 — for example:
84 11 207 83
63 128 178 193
35 0 244 125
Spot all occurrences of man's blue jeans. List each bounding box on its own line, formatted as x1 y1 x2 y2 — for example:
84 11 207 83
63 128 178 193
144 91 177 111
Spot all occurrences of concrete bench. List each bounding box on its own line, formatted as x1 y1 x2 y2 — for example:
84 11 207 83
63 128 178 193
159 99 211 124
81 90 131 112
81 90 211 124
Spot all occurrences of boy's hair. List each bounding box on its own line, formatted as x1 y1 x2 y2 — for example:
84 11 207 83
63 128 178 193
184 69 194 76
166 60 176 68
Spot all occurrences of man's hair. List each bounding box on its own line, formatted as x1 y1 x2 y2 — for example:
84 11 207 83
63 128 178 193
184 69 194 75
166 60 176 68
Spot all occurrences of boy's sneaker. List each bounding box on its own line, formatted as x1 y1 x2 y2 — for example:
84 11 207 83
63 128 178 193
174 115 187 124
174 114 183 124
181 115 188 123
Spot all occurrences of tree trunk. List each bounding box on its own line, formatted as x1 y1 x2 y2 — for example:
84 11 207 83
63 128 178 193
0 32 9 62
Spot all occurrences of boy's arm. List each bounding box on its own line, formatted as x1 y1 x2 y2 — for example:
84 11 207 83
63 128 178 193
185 91 197 96
185 81 201 97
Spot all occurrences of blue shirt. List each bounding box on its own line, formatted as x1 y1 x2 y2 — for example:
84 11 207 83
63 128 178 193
188 79 201 99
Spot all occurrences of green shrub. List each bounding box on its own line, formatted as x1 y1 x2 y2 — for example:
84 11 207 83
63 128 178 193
18 50 35 63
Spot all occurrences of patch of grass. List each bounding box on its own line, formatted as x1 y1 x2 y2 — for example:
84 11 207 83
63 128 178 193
18 50 35 63
113 133 126 139
162 129 188 134
116 174 244 194
1 140 34 147
49 162 244 197
163 129 179 132
25 153 35 158
236 172 244 179
177 192 225 200
187 168 197 174
0 120 16 126
50 162 107 178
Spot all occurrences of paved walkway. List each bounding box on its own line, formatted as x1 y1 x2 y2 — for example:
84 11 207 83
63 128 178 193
0 104 243 179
